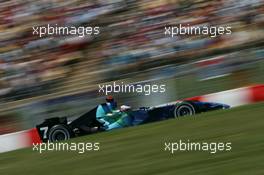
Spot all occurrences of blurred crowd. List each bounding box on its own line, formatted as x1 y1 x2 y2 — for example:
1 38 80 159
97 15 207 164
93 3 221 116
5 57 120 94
0 0 117 99
0 0 263 101
0 0 264 134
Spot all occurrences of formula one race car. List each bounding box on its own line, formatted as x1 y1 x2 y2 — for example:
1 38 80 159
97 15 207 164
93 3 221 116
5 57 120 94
36 100 230 142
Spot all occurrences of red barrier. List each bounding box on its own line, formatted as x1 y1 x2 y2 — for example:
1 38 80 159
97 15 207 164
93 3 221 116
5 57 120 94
185 84 264 107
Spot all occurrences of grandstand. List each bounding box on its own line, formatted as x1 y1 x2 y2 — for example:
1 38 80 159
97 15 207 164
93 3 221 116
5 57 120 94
0 0 263 133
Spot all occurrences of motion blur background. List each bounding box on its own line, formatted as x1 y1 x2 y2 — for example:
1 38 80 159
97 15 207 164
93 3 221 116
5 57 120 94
0 0 263 134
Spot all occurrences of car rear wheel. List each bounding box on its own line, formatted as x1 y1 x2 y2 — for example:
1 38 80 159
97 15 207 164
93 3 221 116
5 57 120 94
174 102 195 117
48 125 71 142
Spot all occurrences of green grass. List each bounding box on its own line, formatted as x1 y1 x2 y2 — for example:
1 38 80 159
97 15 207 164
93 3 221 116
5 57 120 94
1 102 264 175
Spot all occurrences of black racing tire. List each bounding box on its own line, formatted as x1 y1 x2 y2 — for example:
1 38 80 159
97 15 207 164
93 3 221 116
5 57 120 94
48 124 71 142
174 102 196 117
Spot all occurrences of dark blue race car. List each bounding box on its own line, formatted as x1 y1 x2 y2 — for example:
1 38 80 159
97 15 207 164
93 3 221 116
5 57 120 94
36 100 230 142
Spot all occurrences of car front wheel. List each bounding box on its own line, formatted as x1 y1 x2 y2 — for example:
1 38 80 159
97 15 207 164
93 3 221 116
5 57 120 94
174 102 196 117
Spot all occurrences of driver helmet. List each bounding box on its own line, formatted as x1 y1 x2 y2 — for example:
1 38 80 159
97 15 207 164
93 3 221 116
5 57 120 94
106 95 114 102
106 96 117 109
